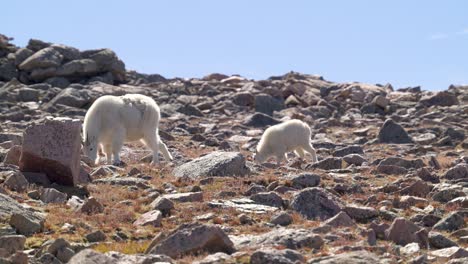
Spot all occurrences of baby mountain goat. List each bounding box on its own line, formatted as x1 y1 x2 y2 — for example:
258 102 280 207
254 119 318 166
82 94 172 165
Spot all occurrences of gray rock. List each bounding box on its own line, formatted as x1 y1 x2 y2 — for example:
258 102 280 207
444 164 468 180
385 217 428 246
9 212 45 235
232 92 254 107
162 192 203 203
309 157 343 170
18 47 63 71
85 230 107 242
333 145 364 157
429 231 458 249
420 91 459 107
56 59 99 77
324 211 356 227
250 248 305 264
429 247 468 261
50 44 80 62
68 249 114 264
290 173 321 189
433 212 465 232
146 223 235 258
343 205 379 223
250 192 284 208
243 112 280 127
150 197 174 216
40 188 67 203
4 171 28 192
26 39 51 52
104 251 174 264
378 157 425 169
0 235 26 255
308 250 382 264
270 212 293 226
232 227 323 250
431 186 465 203
3 145 22 166
343 154 366 166
14 48 34 66
254 94 284 116
378 119 413 144
46 87 94 108
93 176 148 188
291 187 343 220
173 151 250 178
207 198 278 214
0 58 17 81
19 117 85 186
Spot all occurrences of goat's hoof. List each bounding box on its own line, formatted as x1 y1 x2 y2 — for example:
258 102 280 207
113 160 126 167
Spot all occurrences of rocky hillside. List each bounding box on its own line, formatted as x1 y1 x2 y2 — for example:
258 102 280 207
0 33 467 263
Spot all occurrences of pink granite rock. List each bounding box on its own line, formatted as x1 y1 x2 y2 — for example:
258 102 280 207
19 117 84 186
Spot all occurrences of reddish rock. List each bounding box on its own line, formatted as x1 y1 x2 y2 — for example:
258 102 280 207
19 117 84 186
385 217 428 247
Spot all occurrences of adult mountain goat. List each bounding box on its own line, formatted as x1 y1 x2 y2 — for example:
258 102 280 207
82 94 173 165
254 119 318 166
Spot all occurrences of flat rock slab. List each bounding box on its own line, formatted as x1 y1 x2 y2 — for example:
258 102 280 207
207 198 278 214
231 227 323 250
162 192 203 203
19 117 84 186
93 176 148 188
173 151 250 178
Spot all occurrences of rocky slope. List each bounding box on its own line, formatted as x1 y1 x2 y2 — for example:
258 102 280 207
0 33 467 263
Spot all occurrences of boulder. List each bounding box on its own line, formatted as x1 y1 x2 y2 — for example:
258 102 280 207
250 192 284 208
250 248 305 264
378 119 413 144
145 223 235 258
18 47 63 71
433 212 465 232
9 212 45 235
254 94 284 116
243 112 280 127
133 210 162 227
385 217 428 246
290 187 343 220
173 151 250 178
420 91 459 107
444 164 468 180
308 250 381 264
40 188 67 203
3 171 28 192
290 173 321 189
0 235 26 256
232 227 323 250
19 117 85 186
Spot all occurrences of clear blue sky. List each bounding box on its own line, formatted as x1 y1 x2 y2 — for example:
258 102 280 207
4 1 468 90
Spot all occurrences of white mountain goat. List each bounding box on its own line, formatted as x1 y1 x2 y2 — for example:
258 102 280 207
254 119 318 166
82 94 173 165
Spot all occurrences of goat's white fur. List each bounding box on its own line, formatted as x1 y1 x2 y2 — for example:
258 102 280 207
82 94 172 165
254 119 318 166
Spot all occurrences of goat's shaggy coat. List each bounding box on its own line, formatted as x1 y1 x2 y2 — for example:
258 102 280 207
82 94 172 165
254 119 318 165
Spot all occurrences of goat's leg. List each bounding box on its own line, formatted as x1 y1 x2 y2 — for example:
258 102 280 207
103 143 113 164
294 148 305 158
111 128 125 165
303 143 318 163
143 133 160 165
